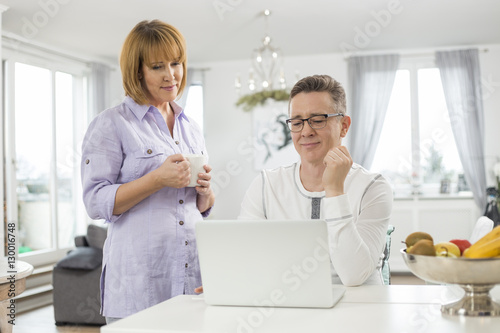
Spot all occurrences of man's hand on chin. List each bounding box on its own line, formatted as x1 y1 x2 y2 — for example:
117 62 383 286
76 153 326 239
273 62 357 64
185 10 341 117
322 146 353 197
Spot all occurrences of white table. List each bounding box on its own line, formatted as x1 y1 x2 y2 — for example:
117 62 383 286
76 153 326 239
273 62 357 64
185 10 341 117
0 260 34 333
101 285 500 333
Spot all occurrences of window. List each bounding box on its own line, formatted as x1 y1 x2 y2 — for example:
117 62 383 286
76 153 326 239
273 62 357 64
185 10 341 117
371 58 463 196
184 84 204 131
2 46 88 263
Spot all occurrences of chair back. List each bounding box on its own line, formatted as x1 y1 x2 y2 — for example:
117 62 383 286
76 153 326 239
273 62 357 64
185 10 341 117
380 225 395 285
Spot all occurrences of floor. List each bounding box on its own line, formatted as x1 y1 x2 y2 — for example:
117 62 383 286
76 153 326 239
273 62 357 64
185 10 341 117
14 274 425 332
14 305 101 333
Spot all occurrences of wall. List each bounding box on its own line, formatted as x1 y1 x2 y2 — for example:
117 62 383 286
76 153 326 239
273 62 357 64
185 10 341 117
108 65 126 109
189 45 500 219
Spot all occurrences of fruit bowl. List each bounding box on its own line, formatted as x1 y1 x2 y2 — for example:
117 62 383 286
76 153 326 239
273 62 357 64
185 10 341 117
401 249 500 316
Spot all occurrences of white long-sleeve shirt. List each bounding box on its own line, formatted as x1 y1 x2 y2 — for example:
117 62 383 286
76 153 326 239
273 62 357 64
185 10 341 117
238 161 393 286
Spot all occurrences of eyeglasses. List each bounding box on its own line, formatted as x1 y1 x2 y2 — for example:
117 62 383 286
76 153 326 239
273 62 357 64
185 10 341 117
285 113 344 132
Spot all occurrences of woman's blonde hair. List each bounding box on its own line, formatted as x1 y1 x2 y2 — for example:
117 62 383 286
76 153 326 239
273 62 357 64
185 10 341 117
120 20 187 105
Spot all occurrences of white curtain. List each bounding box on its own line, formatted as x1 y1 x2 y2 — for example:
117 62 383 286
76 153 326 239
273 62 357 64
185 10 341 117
435 49 487 209
347 54 400 169
89 62 111 119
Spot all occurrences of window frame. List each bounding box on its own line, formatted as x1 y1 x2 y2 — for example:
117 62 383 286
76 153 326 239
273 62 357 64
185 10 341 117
374 55 467 198
1 43 89 266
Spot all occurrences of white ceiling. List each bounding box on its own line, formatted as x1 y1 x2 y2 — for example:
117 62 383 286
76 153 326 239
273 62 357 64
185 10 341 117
0 0 499 64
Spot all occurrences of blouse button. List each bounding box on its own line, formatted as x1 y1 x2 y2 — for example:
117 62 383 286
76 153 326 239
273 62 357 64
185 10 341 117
185 241 188 245
175 141 179 145
179 221 184 225
147 149 153 154
185 263 188 268
85 159 90 164
179 200 184 204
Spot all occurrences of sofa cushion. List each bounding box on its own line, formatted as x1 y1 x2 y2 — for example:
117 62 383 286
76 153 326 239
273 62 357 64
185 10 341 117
56 247 103 270
86 224 107 249
74 235 89 247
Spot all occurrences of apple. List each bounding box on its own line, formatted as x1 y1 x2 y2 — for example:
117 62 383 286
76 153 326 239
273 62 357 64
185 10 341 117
434 242 461 257
449 239 472 256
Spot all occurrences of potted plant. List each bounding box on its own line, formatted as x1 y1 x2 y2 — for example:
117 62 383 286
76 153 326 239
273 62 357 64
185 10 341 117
235 89 290 112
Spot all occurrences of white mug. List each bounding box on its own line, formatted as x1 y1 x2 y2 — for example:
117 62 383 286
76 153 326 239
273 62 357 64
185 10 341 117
183 154 208 187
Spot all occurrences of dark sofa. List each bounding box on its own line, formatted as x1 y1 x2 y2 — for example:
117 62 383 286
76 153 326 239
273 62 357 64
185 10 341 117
52 224 107 326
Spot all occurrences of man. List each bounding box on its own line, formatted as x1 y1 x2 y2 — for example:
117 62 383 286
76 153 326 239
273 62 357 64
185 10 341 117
238 75 393 286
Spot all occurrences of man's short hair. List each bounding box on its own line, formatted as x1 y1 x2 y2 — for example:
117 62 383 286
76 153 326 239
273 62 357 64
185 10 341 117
289 75 346 115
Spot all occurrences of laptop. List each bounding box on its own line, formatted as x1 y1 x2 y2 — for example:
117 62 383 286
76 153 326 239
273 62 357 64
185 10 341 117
195 219 345 308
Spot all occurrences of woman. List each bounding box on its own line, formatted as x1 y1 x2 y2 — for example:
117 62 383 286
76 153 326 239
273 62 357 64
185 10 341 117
81 20 214 323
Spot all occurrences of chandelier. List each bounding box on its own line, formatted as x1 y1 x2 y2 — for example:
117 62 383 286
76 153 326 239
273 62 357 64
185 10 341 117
235 9 286 93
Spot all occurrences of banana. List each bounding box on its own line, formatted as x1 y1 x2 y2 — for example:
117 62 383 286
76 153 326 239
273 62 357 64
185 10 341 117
468 225 500 249
465 226 500 258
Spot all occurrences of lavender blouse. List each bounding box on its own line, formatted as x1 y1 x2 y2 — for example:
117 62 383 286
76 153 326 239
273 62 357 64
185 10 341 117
81 96 209 318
